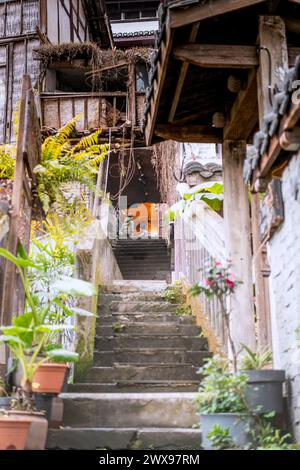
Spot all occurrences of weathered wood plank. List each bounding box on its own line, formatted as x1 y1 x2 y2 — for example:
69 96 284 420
168 22 199 123
222 140 256 352
224 69 258 140
170 0 267 29
145 15 174 146
174 44 259 68
154 124 223 143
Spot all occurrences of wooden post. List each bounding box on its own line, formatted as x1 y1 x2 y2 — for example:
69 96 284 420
128 63 136 127
223 140 256 352
252 16 288 351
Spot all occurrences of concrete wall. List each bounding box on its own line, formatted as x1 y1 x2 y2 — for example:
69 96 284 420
74 219 122 381
268 151 300 440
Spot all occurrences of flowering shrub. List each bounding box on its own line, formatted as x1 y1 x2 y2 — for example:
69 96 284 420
189 261 242 371
189 261 241 299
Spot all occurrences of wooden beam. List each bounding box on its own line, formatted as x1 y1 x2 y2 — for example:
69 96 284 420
224 69 258 140
173 45 299 69
257 16 288 121
168 23 199 123
154 124 222 143
174 44 259 68
145 15 174 146
251 194 272 350
222 140 256 352
170 0 267 29
251 16 288 352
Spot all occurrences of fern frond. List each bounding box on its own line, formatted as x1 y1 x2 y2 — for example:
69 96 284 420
70 129 102 154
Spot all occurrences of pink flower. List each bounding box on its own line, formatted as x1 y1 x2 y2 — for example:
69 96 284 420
225 278 235 288
215 261 222 267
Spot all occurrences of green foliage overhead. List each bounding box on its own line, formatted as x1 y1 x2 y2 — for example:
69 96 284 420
165 181 224 221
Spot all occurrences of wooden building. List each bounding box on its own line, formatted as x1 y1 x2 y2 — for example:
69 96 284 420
0 0 113 143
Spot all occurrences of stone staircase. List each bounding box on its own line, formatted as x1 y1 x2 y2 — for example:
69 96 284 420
112 239 171 281
47 280 210 450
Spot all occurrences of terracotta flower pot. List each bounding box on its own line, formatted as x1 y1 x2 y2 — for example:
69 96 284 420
9 411 48 450
0 416 31 450
33 363 69 394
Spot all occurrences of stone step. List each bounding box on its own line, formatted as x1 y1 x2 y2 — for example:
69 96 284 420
100 281 168 294
96 323 200 337
102 300 179 313
58 393 198 428
47 427 201 450
97 313 195 325
85 364 200 382
94 335 208 351
116 254 170 260
68 381 199 393
117 264 171 271
120 274 170 281
93 349 210 366
99 292 166 303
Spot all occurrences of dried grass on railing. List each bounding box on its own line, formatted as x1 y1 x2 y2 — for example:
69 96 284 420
151 140 179 206
34 43 153 66
34 43 153 91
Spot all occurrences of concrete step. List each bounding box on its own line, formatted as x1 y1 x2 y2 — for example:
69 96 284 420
120 274 170 281
102 300 179 313
97 313 195 325
100 281 168 294
47 427 201 450
85 364 200 382
58 392 198 428
117 264 171 270
96 323 200 337
98 292 166 303
93 349 210 366
68 381 200 393
94 335 208 351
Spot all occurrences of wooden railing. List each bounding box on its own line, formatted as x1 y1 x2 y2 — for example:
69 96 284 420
0 75 41 326
173 200 227 352
40 91 145 132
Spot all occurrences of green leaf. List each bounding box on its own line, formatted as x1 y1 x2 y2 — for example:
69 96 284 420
70 307 96 317
35 324 74 334
0 247 40 269
0 335 25 345
53 277 97 297
1 326 32 335
47 349 79 363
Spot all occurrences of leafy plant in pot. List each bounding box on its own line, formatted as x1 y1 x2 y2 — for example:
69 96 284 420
0 375 11 410
196 355 256 450
240 345 285 417
0 246 95 449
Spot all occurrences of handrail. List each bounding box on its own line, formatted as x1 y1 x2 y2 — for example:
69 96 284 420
173 200 227 351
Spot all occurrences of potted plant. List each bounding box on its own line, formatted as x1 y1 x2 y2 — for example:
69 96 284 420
240 345 285 416
197 355 256 450
0 245 95 449
0 313 79 450
0 375 11 410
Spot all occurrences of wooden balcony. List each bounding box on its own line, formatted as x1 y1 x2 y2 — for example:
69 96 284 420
40 91 146 137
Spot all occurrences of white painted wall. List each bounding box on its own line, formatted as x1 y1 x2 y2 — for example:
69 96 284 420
111 20 158 35
268 151 300 440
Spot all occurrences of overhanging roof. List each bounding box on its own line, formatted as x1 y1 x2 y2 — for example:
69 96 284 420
143 0 300 146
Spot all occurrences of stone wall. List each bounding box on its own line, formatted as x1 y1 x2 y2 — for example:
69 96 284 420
268 151 300 440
